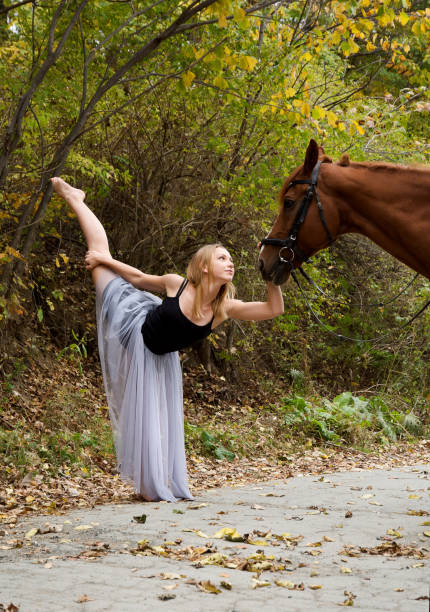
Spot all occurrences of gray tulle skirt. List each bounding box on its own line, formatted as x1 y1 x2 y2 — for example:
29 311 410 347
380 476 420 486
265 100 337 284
96 274 193 502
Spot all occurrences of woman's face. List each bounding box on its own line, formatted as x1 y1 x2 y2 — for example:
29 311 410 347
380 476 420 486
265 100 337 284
210 247 234 282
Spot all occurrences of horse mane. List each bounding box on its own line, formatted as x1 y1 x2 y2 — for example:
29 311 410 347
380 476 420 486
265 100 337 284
338 159 430 174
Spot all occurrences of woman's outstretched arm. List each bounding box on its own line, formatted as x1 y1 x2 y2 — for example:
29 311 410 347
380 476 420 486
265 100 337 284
85 250 180 293
225 282 284 321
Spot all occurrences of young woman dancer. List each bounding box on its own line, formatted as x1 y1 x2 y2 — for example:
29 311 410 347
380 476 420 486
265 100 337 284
51 177 284 502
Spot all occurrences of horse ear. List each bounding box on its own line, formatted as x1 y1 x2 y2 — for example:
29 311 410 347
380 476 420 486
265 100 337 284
338 153 350 166
304 139 319 174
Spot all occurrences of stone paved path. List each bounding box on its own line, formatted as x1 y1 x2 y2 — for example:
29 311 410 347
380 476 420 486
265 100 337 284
1 465 429 611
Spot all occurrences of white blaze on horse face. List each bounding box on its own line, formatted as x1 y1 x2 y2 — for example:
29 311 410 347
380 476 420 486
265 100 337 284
259 236 269 256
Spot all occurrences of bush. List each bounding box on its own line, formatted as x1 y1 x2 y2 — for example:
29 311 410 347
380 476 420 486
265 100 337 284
281 391 423 446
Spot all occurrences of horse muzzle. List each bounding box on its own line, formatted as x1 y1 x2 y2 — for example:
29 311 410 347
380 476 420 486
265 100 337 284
259 257 291 285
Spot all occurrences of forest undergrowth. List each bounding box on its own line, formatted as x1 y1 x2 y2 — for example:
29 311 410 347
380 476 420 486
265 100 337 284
1 312 429 524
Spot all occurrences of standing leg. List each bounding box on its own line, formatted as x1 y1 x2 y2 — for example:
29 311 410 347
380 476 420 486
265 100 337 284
51 177 116 295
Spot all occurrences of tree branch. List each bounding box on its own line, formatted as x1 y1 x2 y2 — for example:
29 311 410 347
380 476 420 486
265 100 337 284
0 0 33 16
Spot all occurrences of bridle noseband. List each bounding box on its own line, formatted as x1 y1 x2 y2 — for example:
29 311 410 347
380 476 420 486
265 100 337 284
260 161 333 269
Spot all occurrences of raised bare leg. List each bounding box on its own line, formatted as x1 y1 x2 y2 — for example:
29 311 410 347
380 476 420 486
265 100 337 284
51 177 116 293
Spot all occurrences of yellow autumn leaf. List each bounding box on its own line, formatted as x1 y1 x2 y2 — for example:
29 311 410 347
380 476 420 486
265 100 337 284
246 56 258 71
193 48 205 60
331 31 341 46
387 529 403 538
203 52 216 64
200 580 221 594
6 246 24 261
275 580 296 589
353 121 365 135
194 530 210 538
284 87 296 98
238 55 257 71
252 579 271 588
199 553 224 566
378 13 393 27
182 71 195 89
350 40 360 54
212 527 244 541
213 74 227 89
423 531 430 537
327 111 338 128
233 6 246 24
302 102 311 117
411 21 421 35
218 13 227 28
359 18 373 31
312 106 326 120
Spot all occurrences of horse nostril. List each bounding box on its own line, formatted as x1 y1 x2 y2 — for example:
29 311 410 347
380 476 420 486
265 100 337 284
258 258 264 272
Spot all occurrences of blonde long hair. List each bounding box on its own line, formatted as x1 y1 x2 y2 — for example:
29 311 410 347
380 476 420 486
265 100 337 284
186 244 236 320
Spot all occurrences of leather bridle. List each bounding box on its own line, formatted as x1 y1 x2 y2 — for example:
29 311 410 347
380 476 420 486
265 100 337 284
260 161 333 269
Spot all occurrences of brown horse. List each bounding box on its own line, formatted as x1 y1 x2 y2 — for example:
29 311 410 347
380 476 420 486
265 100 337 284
259 139 430 285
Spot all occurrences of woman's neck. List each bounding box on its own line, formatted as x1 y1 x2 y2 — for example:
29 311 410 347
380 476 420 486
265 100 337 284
199 278 223 307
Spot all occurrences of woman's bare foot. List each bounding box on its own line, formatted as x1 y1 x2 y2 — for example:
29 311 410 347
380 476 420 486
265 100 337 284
51 177 85 204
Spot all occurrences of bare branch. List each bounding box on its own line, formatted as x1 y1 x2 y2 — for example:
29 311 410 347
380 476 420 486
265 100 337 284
79 16 88 116
0 0 33 15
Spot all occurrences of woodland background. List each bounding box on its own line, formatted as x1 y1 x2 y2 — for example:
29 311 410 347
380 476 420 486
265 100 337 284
0 0 429 497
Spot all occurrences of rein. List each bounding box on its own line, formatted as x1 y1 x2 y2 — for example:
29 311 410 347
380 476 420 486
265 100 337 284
291 268 430 343
260 161 430 341
298 266 420 308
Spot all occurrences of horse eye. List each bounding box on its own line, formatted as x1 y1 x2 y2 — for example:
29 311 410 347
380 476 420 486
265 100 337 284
283 197 295 209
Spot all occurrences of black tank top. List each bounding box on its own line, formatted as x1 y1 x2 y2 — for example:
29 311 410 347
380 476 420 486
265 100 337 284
141 279 214 355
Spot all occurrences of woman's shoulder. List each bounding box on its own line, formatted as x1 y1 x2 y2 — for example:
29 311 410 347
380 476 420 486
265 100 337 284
164 273 186 296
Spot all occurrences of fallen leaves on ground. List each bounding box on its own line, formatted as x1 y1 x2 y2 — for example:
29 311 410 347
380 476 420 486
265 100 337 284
339 541 430 559
129 537 293 574
77 595 94 604
2 440 429 525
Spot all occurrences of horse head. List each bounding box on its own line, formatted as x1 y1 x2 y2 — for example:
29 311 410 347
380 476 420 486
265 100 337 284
259 139 339 285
